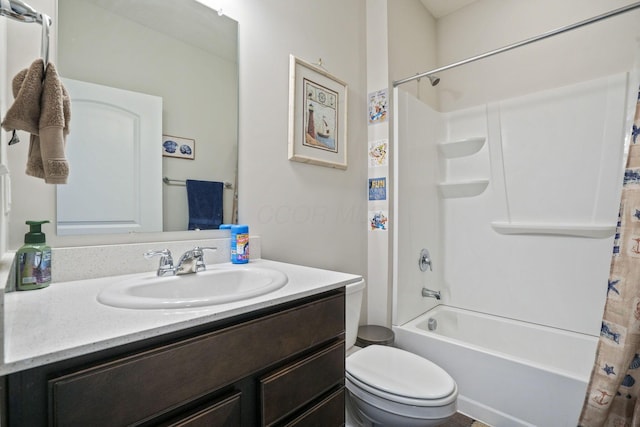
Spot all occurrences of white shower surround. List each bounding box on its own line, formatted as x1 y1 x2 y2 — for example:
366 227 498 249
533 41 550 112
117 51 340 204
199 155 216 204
393 72 635 333
393 72 638 424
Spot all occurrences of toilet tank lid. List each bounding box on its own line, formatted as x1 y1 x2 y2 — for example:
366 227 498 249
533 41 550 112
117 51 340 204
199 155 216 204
346 345 456 400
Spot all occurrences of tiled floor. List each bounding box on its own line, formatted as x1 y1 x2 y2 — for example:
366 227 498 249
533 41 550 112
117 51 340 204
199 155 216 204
346 400 491 427
445 413 491 427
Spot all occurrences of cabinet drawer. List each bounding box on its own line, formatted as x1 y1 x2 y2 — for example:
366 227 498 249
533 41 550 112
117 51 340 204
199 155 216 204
161 391 241 427
49 292 344 427
260 341 345 426
283 388 345 427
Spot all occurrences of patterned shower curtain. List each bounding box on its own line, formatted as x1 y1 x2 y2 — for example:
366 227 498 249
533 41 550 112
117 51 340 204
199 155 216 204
580 87 640 427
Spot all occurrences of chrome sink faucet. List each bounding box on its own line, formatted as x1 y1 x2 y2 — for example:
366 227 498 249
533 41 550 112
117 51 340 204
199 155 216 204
175 246 217 274
144 247 217 276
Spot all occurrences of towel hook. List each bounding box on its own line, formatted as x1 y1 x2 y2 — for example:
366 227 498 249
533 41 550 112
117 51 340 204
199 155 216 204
313 58 328 70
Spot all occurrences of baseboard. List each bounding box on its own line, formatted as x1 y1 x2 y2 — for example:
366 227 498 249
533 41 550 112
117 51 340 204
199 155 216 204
457 395 536 427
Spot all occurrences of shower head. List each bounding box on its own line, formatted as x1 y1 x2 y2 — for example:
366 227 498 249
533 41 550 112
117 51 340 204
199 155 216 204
416 73 441 88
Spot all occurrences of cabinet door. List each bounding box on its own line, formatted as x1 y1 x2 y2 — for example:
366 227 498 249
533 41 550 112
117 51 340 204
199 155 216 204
260 341 345 426
160 392 241 427
48 293 344 426
282 388 345 427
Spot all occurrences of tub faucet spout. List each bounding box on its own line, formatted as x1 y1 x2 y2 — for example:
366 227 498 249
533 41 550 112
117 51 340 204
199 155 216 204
422 288 441 300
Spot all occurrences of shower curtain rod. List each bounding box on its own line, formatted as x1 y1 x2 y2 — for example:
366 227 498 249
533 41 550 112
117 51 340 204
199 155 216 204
393 1 640 87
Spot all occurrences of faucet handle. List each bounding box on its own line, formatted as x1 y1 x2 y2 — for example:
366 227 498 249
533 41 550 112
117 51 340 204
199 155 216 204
191 246 217 272
192 246 217 254
419 248 432 272
144 249 175 276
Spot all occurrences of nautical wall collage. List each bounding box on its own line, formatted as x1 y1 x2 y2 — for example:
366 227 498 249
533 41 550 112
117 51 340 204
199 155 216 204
367 88 389 232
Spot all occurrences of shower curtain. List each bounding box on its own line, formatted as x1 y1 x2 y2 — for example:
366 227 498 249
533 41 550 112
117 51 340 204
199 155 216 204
580 87 640 427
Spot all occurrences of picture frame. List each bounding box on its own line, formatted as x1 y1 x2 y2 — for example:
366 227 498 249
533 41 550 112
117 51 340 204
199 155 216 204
162 134 195 160
288 55 348 169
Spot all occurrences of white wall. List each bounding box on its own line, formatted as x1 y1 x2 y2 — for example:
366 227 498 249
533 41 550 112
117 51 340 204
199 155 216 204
366 0 391 326
393 88 444 326
360 0 438 326
387 0 438 108
393 0 640 335
3 0 368 283
436 0 640 111
226 0 368 278
358 0 439 327
0 19 7 258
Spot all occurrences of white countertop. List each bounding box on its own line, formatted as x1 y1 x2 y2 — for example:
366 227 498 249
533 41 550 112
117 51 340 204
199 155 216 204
1 259 362 375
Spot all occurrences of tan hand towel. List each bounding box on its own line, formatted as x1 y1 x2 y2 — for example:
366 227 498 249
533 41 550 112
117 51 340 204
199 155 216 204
1 59 71 184
36 62 71 184
1 58 43 136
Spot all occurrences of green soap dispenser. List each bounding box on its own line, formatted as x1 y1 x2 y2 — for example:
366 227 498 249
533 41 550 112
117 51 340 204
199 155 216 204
16 220 52 291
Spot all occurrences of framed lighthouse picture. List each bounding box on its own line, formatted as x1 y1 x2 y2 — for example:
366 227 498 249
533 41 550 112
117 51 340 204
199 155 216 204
288 55 348 169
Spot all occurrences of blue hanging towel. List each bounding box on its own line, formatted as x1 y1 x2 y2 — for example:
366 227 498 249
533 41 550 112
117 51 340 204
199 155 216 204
186 180 224 230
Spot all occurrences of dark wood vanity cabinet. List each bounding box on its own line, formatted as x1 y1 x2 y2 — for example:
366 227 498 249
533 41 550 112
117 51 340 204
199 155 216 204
5 289 345 427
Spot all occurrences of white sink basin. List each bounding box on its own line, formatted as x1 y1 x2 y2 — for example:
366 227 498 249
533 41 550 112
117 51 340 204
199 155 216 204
97 265 288 309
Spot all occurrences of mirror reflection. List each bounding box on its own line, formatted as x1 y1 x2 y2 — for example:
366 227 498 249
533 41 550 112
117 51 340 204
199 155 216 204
56 0 238 234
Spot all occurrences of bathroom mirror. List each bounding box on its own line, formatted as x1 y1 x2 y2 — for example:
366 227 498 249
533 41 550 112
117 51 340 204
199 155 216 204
55 0 238 234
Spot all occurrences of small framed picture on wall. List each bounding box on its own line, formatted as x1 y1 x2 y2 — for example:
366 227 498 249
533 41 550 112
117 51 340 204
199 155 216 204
162 135 195 160
287 55 348 169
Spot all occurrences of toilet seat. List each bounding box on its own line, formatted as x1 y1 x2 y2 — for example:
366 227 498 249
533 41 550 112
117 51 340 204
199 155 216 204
346 345 457 407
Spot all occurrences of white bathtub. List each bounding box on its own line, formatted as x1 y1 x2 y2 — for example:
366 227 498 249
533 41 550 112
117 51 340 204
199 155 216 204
393 305 599 427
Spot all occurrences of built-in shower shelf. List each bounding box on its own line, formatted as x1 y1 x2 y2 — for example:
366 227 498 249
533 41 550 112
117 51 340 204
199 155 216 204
438 180 489 198
490 221 616 238
438 137 486 158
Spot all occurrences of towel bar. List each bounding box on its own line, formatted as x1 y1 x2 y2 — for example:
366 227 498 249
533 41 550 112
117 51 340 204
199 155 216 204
163 176 233 189
1 0 51 70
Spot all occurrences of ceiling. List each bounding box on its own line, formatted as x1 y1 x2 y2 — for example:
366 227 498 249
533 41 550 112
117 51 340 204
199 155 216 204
82 0 237 61
420 0 478 18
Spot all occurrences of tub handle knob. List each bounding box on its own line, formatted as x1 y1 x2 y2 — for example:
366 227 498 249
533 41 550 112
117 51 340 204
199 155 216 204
419 248 432 272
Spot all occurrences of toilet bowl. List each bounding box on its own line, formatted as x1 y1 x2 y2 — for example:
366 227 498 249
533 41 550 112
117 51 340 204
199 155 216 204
345 280 457 426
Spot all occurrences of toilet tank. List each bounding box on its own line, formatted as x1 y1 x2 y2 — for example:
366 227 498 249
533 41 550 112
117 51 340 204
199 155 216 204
345 279 366 350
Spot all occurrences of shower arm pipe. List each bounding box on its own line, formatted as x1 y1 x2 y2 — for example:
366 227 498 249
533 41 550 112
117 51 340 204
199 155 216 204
393 1 640 87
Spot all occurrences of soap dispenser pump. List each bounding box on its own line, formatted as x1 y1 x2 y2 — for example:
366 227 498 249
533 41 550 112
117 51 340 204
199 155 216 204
15 220 52 291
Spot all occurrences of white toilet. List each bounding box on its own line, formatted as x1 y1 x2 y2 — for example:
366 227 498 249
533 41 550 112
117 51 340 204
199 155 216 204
345 280 458 427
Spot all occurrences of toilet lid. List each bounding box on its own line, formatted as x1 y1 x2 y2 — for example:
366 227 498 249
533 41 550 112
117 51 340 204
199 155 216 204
346 345 456 401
